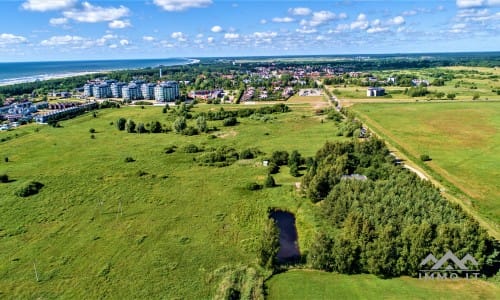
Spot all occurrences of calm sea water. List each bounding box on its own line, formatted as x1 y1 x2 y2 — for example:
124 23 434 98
0 58 197 86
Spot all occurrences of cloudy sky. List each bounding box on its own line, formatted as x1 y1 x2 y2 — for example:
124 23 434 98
0 0 498 61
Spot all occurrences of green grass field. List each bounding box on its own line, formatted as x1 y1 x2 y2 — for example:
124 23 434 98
266 270 500 300
0 102 339 298
351 101 500 236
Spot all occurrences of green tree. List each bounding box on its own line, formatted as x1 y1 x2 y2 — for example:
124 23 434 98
126 119 136 133
137 123 148 134
264 175 276 188
117 117 127 131
259 219 280 270
446 93 456 100
196 115 208 133
173 116 187 133
150 121 162 133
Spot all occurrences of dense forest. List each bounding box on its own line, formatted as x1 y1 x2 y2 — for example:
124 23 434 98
301 137 498 277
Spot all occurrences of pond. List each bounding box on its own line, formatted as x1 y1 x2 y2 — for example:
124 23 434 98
269 210 300 263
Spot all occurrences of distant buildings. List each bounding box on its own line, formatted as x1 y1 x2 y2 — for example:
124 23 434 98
154 81 179 102
82 80 179 102
367 87 385 97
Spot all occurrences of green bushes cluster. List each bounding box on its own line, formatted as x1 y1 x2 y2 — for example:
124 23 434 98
16 181 44 197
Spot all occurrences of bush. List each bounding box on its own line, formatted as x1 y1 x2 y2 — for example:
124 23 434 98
116 118 127 131
264 175 276 188
124 156 135 163
420 154 432 161
4 157 8 163
222 116 237 126
246 182 262 191
90 134 95 139
182 144 201 153
271 150 289 166
182 126 199 136
16 181 44 197
164 145 177 154
0 173 8 183
240 148 261 159
89 128 96 133
290 164 300 177
268 163 280 174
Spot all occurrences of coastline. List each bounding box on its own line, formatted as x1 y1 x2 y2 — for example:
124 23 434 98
0 58 200 87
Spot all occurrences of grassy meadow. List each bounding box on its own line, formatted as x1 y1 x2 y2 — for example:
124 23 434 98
351 101 500 236
266 270 500 300
0 101 339 298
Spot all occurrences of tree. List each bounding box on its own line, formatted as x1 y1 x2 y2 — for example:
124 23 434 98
196 115 208 133
259 219 280 270
126 119 136 133
271 151 289 166
150 121 162 133
89 128 96 134
289 150 302 167
117 117 127 131
264 175 276 188
173 116 187 133
446 93 456 100
309 232 334 271
290 164 300 177
137 123 148 134
473 93 480 100
222 116 237 126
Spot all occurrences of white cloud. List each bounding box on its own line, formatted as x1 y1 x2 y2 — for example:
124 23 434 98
390 16 405 25
22 0 76 12
109 20 131 29
211 25 223 33
289 7 311 16
253 31 278 39
450 23 468 33
403 10 417 16
260 19 267 24
456 8 500 22
272 17 295 23
171 32 187 42
456 0 485 8
224 33 239 39
207 37 214 43
0 33 27 45
119 39 129 46
143 36 155 42
153 0 212 12
40 35 85 46
308 10 336 27
350 13 369 30
49 18 68 26
296 27 317 34
63 2 129 23
109 44 118 49
367 26 389 34
338 12 348 19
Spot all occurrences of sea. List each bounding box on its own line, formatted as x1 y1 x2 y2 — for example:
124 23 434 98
0 58 198 86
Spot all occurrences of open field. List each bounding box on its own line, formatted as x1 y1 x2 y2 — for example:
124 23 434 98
0 102 340 298
351 101 500 237
267 270 500 300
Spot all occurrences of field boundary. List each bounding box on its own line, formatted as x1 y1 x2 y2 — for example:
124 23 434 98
351 105 500 240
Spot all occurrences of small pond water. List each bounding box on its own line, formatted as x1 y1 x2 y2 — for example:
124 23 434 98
269 210 300 263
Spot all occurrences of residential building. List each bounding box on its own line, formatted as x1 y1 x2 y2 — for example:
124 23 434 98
122 83 143 101
367 87 385 97
154 81 179 102
83 84 94 97
141 83 156 100
111 82 127 98
93 83 112 99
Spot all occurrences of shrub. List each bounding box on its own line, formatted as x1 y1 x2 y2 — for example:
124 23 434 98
240 148 261 159
4 156 8 163
182 144 201 153
290 164 300 177
420 154 432 161
124 156 135 163
89 128 96 133
164 145 177 154
16 181 44 197
222 116 237 126
0 173 8 183
90 134 95 139
246 182 262 191
173 117 187 133
271 150 289 166
182 126 199 136
117 118 127 131
264 175 276 188
268 163 280 174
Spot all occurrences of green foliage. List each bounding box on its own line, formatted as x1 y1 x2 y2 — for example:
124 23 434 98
446 93 456 100
164 145 177 154
405 87 428 97
0 173 9 183
124 156 135 163
240 148 262 159
268 163 280 175
222 116 237 126
173 117 187 133
473 93 480 100
4 156 8 163
197 146 239 167
89 128 96 134
289 164 300 177
196 115 208 133
137 123 148 134
181 144 201 153
16 181 44 197
270 151 289 166
304 139 496 277
259 219 280 270
420 154 431 161
264 175 276 188
116 117 127 131
150 121 163 133
126 119 136 133
246 182 263 191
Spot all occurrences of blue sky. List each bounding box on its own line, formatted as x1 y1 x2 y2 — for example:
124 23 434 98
0 0 498 61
